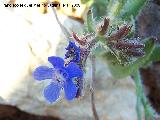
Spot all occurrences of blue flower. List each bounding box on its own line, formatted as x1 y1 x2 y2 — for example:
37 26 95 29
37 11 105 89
33 56 83 103
65 41 81 63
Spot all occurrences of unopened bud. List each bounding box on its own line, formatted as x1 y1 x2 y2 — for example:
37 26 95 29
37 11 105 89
107 25 132 41
97 17 110 35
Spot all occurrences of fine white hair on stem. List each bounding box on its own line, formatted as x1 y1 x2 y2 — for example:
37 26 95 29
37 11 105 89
48 0 71 41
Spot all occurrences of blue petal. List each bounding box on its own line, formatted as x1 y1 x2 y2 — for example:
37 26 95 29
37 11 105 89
43 82 61 103
65 41 74 50
33 66 54 81
64 79 78 100
48 56 64 68
73 51 81 62
65 41 81 63
66 62 83 78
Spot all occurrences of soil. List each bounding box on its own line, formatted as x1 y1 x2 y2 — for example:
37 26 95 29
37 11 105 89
0 104 61 120
140 62 160 113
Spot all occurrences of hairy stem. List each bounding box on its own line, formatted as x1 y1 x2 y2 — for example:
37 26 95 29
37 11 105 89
90 54 99 120
48 0 71 40
133 70 155 120
134 70 142 120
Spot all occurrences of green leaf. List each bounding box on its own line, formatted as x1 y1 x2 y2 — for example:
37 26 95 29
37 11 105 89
102 52 132 78
86 9 95 32
145 45 160 64
102 38 155 79
91 0 109 19
150 46 160 61
107 0 127 18
119 0 147 20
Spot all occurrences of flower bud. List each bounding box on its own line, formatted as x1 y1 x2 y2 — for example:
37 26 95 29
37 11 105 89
107 25 132 41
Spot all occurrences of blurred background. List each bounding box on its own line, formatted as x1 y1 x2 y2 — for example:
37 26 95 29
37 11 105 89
0 0 160 120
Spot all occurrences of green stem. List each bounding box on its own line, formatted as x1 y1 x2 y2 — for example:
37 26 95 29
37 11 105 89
141 92 155 120
136 96 142 120
134 70 142 120
133 70 155 120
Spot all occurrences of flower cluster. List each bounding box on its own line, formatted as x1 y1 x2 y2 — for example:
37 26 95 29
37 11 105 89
107 25 145 63
96 17 145 63
72 32 97 67
65 41 81 63
33 56 83 103
111 38 145 57
64 40 86 98
65 33 97 97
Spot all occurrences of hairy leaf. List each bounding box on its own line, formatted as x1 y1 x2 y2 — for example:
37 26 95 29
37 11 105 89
86 9 95 32
91 0 109 19
145 45 160 64
119 0 147 20
107 0 127 18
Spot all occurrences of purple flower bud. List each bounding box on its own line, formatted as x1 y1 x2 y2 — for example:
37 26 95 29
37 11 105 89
72 32 86 46
113 39 145 50
124 49 145 57
107 25 132 41
96 17 110 35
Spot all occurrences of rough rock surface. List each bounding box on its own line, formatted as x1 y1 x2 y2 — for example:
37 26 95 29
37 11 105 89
0 2 140 120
